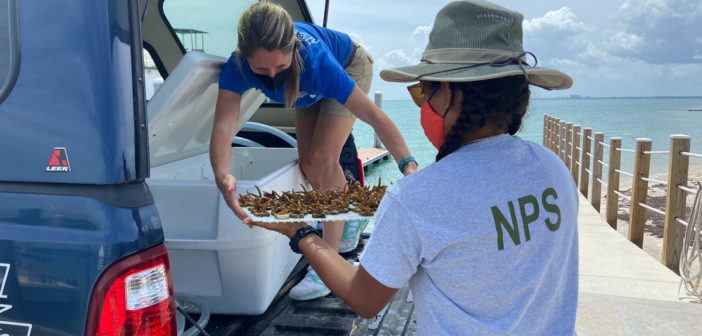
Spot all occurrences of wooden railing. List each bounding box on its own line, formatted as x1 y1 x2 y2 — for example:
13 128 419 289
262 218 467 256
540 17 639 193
543 114 702 274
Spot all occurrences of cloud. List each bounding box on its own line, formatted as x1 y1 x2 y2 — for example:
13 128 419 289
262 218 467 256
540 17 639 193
523 7 587 34
611 0 702 63
378 49 418 68
529 0 702 97
411 25 432 43
547 44 702 97
347 32 370 51
601 31 644 53
521 7 589 61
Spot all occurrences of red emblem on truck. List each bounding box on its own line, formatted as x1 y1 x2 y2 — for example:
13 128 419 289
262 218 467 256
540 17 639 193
46 147 71 172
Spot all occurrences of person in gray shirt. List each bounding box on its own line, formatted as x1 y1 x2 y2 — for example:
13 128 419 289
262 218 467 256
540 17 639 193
255 1 579 334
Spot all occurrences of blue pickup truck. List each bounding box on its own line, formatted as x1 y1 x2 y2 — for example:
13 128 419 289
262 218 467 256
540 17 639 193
0 0 177 334
0 0 371 335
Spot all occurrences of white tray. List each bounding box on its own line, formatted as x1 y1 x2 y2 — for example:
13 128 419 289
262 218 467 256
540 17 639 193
243 207 375 223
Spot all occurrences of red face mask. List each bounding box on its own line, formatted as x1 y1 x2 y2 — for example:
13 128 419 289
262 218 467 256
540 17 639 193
420 101 445 150
420 86 450 150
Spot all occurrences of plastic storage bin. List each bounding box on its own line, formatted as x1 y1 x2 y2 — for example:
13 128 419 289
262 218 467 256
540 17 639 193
146 52 303 314
149 148 303 314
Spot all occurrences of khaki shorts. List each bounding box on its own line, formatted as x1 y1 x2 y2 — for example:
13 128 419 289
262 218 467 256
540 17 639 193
296 42 374 118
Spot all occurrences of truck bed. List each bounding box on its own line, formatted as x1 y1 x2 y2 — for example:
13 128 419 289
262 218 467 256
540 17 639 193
194 233 417 336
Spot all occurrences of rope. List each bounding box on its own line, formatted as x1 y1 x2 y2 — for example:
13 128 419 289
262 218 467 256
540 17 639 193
641 177 667 185
638 202 665 216
676 217 689 227
681 152 702 159
177 302 212 336
597 178 608 187
678 182 702 303
617 148 636 153
612 190 631 201
615 169 634 178
679 185 698 195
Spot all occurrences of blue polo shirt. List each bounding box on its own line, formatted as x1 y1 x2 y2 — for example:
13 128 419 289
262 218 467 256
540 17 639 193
219 22 356 107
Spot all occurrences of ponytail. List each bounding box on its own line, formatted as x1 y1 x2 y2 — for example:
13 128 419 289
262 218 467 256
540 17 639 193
436 77 531 161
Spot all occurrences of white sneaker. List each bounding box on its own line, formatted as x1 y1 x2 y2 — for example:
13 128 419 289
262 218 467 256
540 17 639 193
288 268 330 301
338 219 368 253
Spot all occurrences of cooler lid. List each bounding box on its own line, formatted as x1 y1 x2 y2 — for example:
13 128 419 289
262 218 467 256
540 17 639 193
147 51 266 168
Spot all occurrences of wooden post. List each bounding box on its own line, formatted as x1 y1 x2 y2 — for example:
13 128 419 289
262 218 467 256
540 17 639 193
662 135 691 273
571 125 581 185
565 123 573 169
628 138 652 248
606 137 622 229
549 116 556 153
547 116 556 153
543 114 548 148
559 121 567 163
551 117 560 154
580 128 592 198
373 92 385 149
591 132 604 212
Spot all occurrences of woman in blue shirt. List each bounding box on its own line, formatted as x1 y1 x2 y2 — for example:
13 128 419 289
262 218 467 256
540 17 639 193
210 2 417 300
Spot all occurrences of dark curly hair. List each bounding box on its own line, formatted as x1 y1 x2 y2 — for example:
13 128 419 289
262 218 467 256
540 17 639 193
435 76 531 161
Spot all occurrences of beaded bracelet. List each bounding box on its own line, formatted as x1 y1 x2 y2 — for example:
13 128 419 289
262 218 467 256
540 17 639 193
398 155 417 173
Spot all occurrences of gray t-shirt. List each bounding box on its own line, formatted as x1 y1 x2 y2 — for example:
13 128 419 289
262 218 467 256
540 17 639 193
361 134 579 335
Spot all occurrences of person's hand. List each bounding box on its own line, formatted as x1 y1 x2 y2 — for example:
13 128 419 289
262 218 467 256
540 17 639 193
402 161 418 176
217 174 253 228
252 221 308 239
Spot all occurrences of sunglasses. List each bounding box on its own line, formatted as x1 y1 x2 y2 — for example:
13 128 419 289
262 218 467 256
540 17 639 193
407 82 441 107
407 83 424 107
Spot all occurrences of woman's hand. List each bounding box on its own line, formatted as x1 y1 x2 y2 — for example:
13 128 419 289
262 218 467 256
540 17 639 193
217 174 253 227
252 221 308 239
402 161 418 176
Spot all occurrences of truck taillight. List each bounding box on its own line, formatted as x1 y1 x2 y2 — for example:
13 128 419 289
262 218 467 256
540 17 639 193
86 244 176 336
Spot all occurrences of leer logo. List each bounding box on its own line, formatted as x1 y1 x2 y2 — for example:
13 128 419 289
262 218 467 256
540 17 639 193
45 147 71 172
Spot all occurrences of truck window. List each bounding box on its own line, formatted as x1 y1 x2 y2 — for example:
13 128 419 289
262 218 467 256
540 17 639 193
144 49 163 100
0 0 19 104
162 0 258 58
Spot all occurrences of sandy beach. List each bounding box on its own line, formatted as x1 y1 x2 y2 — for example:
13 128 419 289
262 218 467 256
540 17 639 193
596 167 702 264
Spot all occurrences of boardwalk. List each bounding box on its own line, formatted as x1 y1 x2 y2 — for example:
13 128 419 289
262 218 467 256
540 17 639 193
575 194 702 335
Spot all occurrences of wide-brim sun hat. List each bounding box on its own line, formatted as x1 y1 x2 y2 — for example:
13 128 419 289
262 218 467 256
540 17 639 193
380 0 573 90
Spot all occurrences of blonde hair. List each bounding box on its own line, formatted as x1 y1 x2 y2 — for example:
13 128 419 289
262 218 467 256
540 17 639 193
236 1 304 108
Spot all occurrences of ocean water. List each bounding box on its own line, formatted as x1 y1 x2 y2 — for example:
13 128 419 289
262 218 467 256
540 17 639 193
353 97 702 188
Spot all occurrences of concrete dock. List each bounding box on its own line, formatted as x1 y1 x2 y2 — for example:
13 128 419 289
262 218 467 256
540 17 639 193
358 147 390 170
575 194 702 335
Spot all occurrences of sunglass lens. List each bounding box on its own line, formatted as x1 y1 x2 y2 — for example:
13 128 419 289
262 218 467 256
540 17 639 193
407 84 423 107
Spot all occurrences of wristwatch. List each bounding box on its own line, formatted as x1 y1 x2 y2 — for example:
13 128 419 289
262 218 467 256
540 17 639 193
289 226 321 254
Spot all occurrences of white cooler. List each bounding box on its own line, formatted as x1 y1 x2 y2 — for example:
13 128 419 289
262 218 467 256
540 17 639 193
146 52 303 314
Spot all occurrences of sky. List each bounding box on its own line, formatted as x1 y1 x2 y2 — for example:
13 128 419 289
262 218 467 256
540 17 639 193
304 0 702 99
